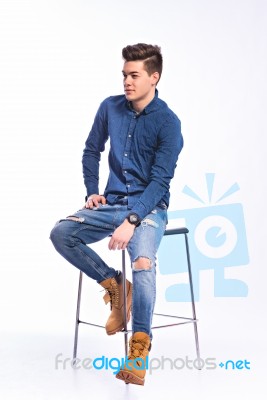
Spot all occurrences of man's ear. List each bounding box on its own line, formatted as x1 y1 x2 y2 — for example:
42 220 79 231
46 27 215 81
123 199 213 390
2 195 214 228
151 71 160 85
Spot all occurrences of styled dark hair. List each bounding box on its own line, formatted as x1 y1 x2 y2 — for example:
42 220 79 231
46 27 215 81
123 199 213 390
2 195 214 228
122 43 163 82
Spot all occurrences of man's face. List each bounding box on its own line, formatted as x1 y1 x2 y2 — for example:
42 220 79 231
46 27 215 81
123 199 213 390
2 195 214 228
122 60 158 107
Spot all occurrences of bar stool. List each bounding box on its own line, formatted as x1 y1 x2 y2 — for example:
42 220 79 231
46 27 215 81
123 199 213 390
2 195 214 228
73 227 201 367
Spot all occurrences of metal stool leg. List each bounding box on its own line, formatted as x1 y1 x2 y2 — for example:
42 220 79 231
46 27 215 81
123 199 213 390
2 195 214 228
73 271 83 362
122 249 128 358
184 232 201 368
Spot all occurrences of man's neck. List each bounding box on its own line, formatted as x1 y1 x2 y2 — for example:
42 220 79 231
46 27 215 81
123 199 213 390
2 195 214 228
131 91 156 113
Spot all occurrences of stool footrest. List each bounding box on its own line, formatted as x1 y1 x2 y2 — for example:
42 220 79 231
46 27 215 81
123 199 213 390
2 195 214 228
152 320 197 329
153 312 197 321
77 313 198 331
78 320 105 329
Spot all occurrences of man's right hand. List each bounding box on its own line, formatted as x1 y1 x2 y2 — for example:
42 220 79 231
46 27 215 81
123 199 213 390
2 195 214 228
85 194 107 209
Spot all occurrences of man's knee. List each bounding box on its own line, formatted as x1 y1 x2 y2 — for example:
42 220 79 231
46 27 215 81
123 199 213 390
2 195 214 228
50 221 69 248
50 224 60 245
132 257 152 271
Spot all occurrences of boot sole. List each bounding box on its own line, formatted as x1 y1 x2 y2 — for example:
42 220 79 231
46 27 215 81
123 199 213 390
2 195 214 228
106 284 132 336
115 370 145 386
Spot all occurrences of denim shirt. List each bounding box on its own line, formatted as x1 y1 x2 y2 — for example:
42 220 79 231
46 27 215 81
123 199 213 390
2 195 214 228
82 90 183 220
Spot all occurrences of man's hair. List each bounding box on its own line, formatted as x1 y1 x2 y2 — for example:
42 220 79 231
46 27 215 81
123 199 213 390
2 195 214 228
122 43 163 83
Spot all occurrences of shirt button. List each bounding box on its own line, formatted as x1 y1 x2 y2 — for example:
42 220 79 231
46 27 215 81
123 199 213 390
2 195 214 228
128 134 132 137
124 153 128 156
127 184 131 187
124 170 127 174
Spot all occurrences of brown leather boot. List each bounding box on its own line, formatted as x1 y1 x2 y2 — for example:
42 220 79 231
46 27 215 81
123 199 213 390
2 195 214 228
99 273 132 335
116 332 151 385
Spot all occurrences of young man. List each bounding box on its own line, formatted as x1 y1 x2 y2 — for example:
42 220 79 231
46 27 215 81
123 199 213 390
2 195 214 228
50 43 183 385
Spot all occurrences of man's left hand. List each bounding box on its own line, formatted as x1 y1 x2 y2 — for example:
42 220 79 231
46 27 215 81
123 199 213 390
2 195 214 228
108 220 135 250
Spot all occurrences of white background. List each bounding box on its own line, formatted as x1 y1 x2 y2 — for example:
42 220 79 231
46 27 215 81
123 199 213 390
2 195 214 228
0 0 266 399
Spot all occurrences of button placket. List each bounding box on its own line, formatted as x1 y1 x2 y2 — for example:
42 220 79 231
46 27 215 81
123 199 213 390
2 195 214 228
122 115 137 193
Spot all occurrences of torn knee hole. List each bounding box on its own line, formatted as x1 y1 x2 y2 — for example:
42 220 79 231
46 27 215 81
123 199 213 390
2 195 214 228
133 257 152 270
141 218 159 228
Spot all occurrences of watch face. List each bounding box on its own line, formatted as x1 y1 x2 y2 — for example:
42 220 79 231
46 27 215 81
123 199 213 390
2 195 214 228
128 213 140 225
129 214 138 223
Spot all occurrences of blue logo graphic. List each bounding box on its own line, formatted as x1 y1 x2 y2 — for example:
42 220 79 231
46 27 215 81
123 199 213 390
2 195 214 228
158 173 249 301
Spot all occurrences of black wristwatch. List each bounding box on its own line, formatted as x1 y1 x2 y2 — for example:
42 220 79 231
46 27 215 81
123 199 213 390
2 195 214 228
126 213 141 227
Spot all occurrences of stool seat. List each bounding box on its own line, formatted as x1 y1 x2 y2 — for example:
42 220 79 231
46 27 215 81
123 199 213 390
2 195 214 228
72 226 201 368
164 227 188 235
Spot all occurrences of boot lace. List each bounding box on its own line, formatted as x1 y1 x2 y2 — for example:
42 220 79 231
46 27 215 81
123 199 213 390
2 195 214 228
128 339 149 361
105 279 119 310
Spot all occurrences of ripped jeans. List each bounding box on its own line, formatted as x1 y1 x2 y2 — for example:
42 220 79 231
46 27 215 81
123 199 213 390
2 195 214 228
50 203 167 337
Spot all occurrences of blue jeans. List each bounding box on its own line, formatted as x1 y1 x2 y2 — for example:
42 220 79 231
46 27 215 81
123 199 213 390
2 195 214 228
50 203 167 337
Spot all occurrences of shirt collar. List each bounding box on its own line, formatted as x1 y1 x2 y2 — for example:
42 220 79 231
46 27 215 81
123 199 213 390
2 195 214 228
126 89 160 115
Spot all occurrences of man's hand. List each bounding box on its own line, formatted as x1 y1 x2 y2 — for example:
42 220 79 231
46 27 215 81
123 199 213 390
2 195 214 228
108 220 135 250
85 194 107 209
